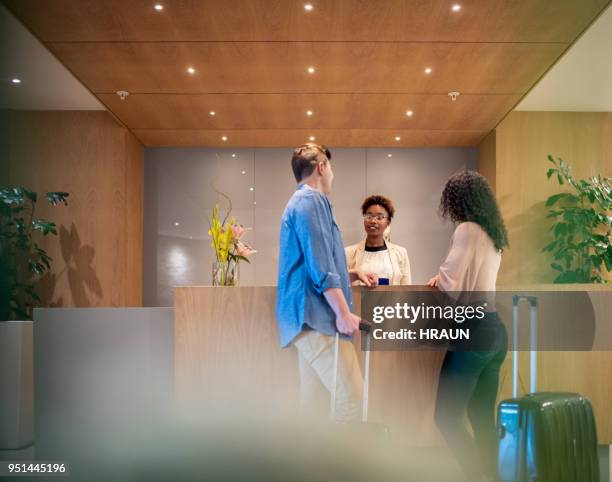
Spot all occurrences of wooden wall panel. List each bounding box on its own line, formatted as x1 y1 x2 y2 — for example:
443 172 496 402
477 110 612 444
4 110 144 308
494 111 612 285
478 130 497 193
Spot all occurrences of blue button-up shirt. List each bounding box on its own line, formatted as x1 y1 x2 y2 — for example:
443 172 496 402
276 184 353 348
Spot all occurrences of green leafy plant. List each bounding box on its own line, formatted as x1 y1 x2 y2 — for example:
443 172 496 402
0 187 69 320
543 156 611 283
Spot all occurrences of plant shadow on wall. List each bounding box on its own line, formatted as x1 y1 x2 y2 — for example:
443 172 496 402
543 155 612 284
50 223 103 307
0 187 69 320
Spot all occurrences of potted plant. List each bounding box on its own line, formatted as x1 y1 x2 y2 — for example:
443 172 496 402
0 186 68 449
207 192 256 286
543 156 611 283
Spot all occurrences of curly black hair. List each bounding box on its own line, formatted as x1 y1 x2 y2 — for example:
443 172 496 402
439 171 509 251
361 195 395 221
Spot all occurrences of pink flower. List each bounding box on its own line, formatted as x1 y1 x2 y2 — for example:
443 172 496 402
236 242 257 257
231 224 251 240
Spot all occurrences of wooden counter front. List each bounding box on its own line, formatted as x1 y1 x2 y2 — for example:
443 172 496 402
174 285 444 445
175 285 612 445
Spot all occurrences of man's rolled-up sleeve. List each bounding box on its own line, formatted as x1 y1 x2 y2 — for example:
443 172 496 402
293 194 342 293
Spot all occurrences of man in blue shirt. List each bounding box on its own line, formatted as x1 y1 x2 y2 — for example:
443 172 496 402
276 143 376 420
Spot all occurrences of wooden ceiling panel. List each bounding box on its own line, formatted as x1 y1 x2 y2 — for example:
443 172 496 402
132 128 489 148
47 41 567 95
98 93 520 131
4 0 608 147
4 0 608 43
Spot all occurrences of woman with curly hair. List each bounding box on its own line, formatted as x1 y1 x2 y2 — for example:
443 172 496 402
427 171 508 482
345 194 411 285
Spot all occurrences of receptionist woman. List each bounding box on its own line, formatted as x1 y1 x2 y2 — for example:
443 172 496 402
345 195 412 285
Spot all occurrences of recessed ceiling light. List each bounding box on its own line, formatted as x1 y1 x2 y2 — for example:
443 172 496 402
424 67 432 74
187 66 196 74
406 110 413 117
387 154 393 158
241 170 246 175
304 3 313 11
232 153 237 158
307 66 316 74
395 136 401 141
452 4 461 12
154 4 164 11
189 236 193 240
249 187 254 192
174 222 180 226
209 111 216 116
11 78 21 84
309 136 316 141
221 136 228 141
253 201 257 205
306 110 313 116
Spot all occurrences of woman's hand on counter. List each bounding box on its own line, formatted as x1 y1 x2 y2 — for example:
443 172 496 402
349 269 379 287
427 274 440 288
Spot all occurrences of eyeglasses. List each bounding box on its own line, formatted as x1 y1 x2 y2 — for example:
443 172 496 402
363 214 388 221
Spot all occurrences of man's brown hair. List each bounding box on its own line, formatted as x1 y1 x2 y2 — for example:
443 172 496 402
291 143 331 183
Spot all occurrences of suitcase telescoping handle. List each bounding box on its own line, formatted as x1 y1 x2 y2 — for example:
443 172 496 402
512 295 538 398
330 321 371 422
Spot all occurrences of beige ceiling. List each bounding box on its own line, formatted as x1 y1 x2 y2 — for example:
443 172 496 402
3 0 610 147
517 3 612 111
0 3 103 110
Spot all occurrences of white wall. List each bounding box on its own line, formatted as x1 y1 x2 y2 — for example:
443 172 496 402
143 147 477 306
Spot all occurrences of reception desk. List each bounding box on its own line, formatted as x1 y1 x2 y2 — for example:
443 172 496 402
175 285 612 445
175 285 444 446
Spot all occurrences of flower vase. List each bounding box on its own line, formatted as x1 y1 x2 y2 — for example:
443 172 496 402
212 260 239 286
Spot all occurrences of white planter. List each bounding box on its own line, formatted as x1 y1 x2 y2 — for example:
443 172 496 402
0 320 34 449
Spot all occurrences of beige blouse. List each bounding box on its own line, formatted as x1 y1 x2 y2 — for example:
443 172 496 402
438 221 501 294
358 249 395 281
345 240 412 286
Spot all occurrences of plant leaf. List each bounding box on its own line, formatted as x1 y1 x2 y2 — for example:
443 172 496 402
545 193 579 207
46 192 69 206
557 173 564 185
